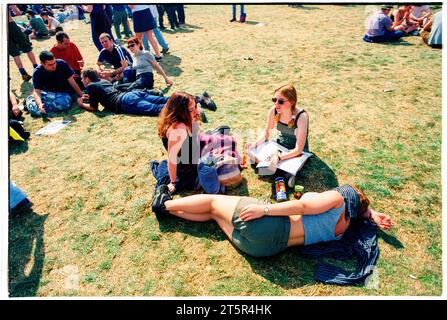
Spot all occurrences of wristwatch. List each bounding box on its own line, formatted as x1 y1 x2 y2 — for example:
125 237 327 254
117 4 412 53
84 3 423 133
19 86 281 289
263 206 269 216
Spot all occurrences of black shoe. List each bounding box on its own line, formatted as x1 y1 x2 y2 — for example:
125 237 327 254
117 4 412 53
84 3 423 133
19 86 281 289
155 56 162 62
230 17 236 22
199 108 208 123
161 47 170 54
151 184 172 219
199 92 217 111
21 73 32 82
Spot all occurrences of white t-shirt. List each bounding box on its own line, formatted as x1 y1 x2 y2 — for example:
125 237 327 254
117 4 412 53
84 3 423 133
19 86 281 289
412 5 430 18
131 5 150 13
428 11 442 46
148 5 158 19
48 16 61 29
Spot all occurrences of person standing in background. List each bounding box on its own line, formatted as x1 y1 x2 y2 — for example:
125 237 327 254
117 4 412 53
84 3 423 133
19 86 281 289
142 5 170 54
8 6 39 81
128 5 162 61
112 5 132 40
83 4 114 51
231 4 247 23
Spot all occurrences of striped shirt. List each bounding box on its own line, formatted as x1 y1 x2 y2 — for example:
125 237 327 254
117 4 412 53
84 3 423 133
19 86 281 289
97 44 133 69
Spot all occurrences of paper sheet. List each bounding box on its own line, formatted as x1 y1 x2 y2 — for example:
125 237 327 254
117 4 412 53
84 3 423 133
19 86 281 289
35 120 71 136
247 140 312 175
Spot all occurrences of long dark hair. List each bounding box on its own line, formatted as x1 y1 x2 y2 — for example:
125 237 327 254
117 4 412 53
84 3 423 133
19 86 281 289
157 92 196 138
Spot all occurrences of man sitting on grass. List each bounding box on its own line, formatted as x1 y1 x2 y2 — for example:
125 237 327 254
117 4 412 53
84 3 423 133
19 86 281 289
97 33 133 82
50 31 85 89
30 51 83 116
78 68 215 118
40 11 63 35
363 5 406 43
25 9 50 39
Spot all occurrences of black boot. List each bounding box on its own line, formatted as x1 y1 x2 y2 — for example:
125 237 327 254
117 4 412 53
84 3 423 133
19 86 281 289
151 184 172 220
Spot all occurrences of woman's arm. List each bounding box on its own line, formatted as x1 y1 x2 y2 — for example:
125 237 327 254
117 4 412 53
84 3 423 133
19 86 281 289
239 190 344 221
166 124 188 192
9 93 21 117
247 106 276 150
360 208 392 230
151 60 173 86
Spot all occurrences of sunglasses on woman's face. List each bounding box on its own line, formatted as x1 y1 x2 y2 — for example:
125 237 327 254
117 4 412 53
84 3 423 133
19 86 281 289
127 43 136 49
272 97 286 105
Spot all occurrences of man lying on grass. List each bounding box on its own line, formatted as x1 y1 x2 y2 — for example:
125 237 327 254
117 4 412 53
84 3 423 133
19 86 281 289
78 68 216 117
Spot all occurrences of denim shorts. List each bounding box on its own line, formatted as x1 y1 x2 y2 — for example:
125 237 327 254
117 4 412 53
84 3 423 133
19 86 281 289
231 197 290 257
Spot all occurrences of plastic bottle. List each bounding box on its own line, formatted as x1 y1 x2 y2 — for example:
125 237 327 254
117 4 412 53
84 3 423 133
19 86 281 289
275 177 287 202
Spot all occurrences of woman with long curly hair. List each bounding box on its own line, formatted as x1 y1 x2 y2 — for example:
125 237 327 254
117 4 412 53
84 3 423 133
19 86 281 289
156 92 202 194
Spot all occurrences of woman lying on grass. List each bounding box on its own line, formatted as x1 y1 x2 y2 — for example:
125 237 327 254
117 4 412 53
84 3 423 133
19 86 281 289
151 184 392 257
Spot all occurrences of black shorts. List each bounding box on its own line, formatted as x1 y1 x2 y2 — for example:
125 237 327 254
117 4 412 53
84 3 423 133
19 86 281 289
8 21 33 57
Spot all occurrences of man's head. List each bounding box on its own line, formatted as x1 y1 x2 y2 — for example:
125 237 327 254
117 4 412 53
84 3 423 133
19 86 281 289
381 5 393 14
81 68 100 87
39 51 57 72
99 33 114 51
40 11 49 19
26 9 36 19
55 31 71 48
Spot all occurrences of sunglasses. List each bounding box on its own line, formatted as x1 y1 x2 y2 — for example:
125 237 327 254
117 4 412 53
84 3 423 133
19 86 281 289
272 97 287 105
127 43 136 48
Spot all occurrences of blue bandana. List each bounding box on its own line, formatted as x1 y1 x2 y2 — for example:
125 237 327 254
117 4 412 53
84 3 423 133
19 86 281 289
334 185 359 219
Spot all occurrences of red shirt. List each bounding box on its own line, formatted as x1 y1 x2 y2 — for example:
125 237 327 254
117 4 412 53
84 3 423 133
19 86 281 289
50 42 83 72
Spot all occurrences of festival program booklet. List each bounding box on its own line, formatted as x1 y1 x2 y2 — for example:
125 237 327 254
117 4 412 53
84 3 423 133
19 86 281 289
35 120 71 136
247 140 312 176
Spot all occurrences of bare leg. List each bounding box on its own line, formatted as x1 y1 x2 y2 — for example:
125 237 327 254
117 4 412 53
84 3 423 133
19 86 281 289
26 51 37 66
13 56 24 69
135 31 142 42
165 194 242 238
405 23 419 33
144 30 161 57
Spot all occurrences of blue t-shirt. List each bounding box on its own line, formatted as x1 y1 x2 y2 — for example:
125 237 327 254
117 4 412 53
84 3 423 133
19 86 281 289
97 45 133 69
32 59 75 93
366 11 392 37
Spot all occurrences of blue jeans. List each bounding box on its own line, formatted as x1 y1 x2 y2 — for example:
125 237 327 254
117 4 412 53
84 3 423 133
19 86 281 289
119 91 168 116
142 18 168 51
232 4 245 18
126 72 154 91
10 181 28 210
150 160 197 194
363 30 406 43
26 91 73 117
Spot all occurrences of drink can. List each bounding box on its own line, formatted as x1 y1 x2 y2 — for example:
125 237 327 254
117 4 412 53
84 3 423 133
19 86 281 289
275 177 287 202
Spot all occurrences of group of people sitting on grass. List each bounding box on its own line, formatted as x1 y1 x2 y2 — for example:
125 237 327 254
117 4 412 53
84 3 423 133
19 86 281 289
23 29 214 118
148 83 392 273
363 4 442 48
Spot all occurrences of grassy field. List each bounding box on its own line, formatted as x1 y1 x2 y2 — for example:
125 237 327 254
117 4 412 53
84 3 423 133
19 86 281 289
8 4 442 296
